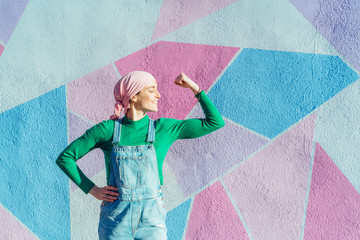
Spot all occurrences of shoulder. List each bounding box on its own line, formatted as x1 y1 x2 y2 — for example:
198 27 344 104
92 119 115 131
86 119 115 142
154 117 185 131
155 117 182 125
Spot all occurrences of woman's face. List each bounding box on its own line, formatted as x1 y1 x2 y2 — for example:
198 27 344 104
132 79 161 112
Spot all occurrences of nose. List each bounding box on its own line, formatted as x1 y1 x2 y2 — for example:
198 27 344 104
156 90 161 98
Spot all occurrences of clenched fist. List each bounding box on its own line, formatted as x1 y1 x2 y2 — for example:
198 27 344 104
174 73 201 95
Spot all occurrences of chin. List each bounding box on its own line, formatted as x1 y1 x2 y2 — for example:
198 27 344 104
147 108 158 113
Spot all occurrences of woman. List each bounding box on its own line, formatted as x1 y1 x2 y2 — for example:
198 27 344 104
56 71 225 239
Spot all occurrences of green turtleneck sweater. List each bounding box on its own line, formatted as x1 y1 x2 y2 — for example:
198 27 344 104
56 91 225 194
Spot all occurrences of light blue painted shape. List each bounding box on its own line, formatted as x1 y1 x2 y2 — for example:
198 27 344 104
208 48 359 138
315 80 360 194
0 0 163 113
166 199 192 240
0 86 70 239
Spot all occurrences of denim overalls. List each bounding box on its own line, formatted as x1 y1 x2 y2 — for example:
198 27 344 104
98 118 167 240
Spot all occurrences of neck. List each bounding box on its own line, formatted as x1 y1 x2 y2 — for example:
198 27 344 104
125 108 146 121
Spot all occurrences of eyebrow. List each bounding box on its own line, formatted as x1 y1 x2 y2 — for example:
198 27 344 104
147 86 157 89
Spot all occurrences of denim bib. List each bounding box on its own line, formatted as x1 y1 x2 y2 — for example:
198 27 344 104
108 118 162 201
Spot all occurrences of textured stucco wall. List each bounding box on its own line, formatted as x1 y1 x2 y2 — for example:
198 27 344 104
1 1 360 240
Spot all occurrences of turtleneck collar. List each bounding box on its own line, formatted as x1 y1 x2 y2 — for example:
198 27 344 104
122 114 149 129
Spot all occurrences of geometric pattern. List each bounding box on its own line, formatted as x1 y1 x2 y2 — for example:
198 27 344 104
0 0 29 44
0 86 70 240
160 0 339 56
67 64 120 124
314 80 360 194
2 1 360 239
186 181 250 240
161 162 188 211
303 143 360 239
208 49 359 138
152 0 238 40
290 0 360 71
166 199 192 240
0 204 37 240
223 114 316 240
68 112 105 191
167 105 268 196
0 43 4 56
0 0 163 114
69 168 107 240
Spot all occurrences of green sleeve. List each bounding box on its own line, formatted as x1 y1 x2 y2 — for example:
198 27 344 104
56 120 113 194
165 90 225 140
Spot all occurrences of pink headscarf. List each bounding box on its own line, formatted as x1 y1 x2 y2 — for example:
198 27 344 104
110 71 156 120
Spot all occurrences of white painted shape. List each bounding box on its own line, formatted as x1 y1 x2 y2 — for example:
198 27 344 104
314 79 360 194
162 161 188 211
0 0 163 113
70 168 107 240
161 0 339 56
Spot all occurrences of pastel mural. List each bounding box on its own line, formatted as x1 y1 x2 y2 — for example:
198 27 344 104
1 1 359 240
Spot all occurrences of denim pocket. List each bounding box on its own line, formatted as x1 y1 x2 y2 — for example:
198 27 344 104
116 156 148 190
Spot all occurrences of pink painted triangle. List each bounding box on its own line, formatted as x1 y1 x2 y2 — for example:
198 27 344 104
114 41 239 120
67 64 120 124
222 114 316 240
152 0 238 40
303 143 360 239
0 43 4 56
68 112 105 192
0 205 37 239
186 181 250 240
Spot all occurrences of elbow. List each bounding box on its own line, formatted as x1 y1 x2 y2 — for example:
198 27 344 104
56 157 62 167
56 149 68 167
213 118 225 130
56 154 66 168
218 118 225 129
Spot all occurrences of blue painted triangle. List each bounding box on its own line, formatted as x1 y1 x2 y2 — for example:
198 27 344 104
166 199 192 240
0 86 70 239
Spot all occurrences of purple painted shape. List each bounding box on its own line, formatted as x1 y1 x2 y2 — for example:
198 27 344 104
0 205 37 239
222 114 316 240
304 143 360 239
67 64 120 124
0 43 4 56
114 41 239 120
186 181 250 240
152 0 238 40
0 0 30 44
166 105 267 196
69 112 105 191
290 0 360 70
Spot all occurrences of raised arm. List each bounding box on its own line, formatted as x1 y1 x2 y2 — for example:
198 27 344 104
169 73 225 139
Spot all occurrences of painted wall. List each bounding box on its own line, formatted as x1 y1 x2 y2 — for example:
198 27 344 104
1 0 359 239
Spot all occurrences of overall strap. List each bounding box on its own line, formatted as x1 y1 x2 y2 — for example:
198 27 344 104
112 119 122 144
146 118 156 143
